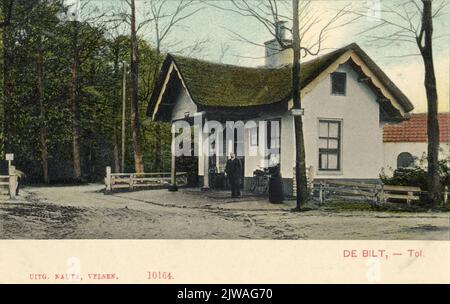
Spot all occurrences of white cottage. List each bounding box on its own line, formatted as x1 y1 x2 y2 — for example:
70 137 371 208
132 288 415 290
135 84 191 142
147 42 414 196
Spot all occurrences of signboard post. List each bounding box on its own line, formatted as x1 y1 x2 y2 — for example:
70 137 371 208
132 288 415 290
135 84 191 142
5 153 14 175
291 108 305 116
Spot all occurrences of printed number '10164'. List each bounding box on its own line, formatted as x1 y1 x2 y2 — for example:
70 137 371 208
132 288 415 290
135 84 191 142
147 271 174 280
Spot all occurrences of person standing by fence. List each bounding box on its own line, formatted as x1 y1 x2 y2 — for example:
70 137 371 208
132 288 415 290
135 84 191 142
225 152 242 198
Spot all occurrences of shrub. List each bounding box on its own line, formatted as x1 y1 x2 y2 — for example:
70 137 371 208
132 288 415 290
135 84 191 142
380 160 450 191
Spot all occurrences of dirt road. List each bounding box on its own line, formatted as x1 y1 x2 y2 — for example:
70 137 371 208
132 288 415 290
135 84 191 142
0 184 448 240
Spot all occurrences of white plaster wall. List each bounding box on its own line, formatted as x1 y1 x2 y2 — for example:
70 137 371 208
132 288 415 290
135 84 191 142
171 86 197 121
383 142 450 174
280 63 385 180
169 85 203 176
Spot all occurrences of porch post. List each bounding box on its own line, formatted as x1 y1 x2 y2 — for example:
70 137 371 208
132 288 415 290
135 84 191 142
202 117 210 191
105 166 112 193
169 122 178 192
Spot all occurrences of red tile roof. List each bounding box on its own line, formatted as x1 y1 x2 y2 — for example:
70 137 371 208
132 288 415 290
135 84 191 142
383 113 450 143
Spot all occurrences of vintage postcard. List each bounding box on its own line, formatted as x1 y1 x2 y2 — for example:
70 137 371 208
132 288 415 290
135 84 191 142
0 0 449 285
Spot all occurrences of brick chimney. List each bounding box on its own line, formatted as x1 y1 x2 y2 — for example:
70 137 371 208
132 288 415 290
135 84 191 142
265 21 293 68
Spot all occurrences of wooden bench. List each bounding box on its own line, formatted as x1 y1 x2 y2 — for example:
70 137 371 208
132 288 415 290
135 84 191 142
379 185 422 205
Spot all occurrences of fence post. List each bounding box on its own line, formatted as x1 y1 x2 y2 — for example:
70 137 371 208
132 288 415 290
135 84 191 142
105 166 112 193
319 182 324 205
406 191 413 206
308 166 314 196
375 185 381 205
9 165 17 199
379 184 386 204
129 174 134 191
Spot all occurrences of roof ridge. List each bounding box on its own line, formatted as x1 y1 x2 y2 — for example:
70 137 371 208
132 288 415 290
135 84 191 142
167 42 359 71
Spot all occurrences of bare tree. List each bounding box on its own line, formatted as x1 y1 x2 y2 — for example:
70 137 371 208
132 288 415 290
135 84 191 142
101 4 131 174
135 0 204 172
108 28 127 174
127 0 145 173
210 0 353 210
218 42 231 63
354 0 448 205
109 0 204 173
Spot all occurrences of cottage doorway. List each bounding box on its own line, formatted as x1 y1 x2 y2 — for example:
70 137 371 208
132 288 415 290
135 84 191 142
219 126 245 189
175 126 199 187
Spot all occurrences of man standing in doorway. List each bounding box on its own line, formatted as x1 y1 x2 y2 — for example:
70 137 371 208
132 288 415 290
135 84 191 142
225 152 242 198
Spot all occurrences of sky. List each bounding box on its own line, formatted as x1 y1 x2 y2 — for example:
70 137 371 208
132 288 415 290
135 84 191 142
72 0 450 113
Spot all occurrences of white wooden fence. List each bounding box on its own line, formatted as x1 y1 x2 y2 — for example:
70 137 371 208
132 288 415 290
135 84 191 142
104 166 188 193
291 168 448 206
0 165 18 199
312 181 448 206
312 180 380 205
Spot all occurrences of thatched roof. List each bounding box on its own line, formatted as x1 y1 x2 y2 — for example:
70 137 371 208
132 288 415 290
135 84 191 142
148 43 414 120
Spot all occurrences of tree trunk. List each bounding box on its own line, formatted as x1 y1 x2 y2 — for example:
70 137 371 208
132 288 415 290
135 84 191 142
113 129 120 173
71 20 82 180
292 0 308 210
153 48 162 172
420 0 440 204
2 20 10 156
112 44 121 173
37 48 49 183
130 0 144 173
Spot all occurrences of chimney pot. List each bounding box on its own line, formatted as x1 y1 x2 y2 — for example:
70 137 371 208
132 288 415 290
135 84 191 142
275 21 287 41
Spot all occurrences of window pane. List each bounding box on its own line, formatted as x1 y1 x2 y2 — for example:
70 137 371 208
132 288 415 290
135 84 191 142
250 127 258 146
329 123 339 138
319 139 328 149
320 153 328 169
328 154 339 170
271 138 279 148
328 139 339 149
319 122 328 137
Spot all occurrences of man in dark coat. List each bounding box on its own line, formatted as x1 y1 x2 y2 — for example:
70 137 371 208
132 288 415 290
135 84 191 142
225 152 242 198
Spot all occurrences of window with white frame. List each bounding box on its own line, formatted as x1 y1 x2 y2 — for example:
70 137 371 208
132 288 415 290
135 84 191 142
319 120 341 171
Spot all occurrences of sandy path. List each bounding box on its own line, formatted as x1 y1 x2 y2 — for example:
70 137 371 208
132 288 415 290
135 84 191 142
0 184 448 240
